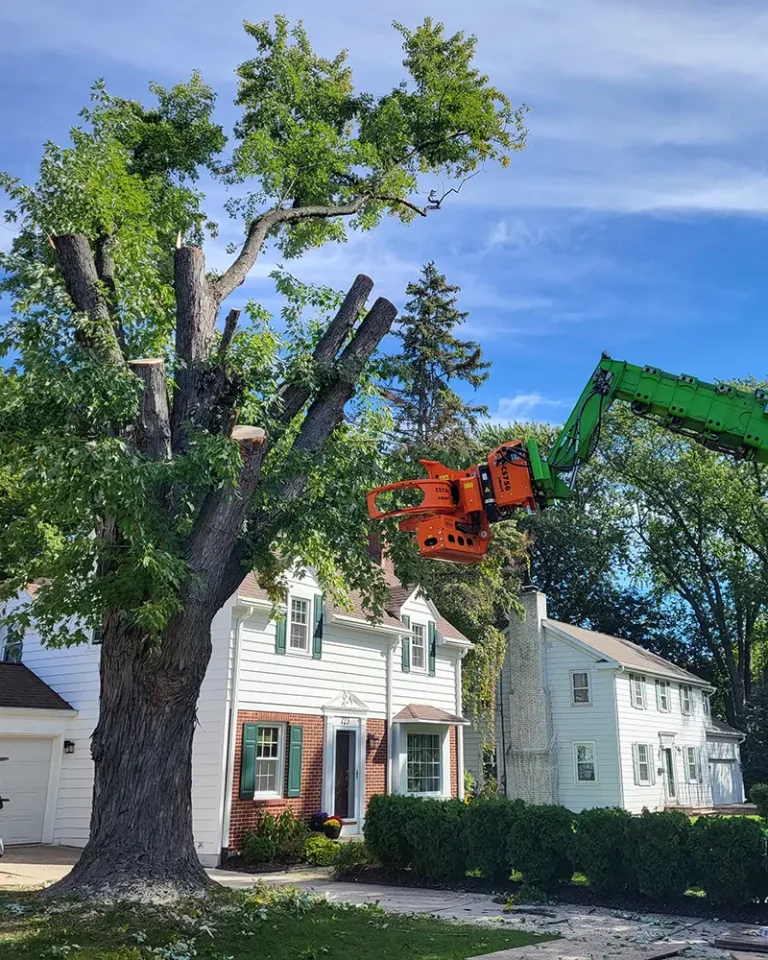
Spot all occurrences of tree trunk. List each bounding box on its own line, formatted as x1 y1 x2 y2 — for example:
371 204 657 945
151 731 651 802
46 613 215 901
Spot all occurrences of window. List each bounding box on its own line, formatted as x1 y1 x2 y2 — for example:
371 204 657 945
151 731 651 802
407 733 441 794
571 671 590 705
656 679 671 712
630 674 646 709
680 685 692 715
255 724 284 796
411 623 427 670
1 624 23 663
91 627 102 646
573 741 597 783
289 597 310 652
686 746 700 783
702 695 711 717
633 743 654 785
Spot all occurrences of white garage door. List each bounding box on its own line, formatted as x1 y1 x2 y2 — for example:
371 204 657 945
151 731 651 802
0 737 53 844
710 759 740 805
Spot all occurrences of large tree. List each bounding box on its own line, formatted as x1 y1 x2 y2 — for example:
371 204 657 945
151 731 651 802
382 261 489 450
0 17 524 898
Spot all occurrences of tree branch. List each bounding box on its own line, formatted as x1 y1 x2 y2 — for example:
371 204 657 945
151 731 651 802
127 359 172 461
218 309 240 366
52 234 124 365
213 199 367 304
275 273 374 426
95 233 128 358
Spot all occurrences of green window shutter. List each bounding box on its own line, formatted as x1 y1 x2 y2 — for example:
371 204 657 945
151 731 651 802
428 621 437 677
240 723 258 799
275 615 286 654
401 614 411 673
312 594 324 660
287 725 303 797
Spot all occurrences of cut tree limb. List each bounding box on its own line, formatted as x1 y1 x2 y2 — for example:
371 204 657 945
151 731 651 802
128 359 172 461
276 273 375 426
52 234 124 365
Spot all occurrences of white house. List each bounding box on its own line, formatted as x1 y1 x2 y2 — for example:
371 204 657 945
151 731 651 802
465 588 745 814
0 556 470 864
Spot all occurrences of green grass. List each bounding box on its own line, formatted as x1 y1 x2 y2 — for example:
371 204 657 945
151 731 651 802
0 884 554 960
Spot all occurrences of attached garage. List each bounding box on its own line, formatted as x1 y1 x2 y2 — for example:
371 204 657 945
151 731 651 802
0 664 76 845
707 718 746 807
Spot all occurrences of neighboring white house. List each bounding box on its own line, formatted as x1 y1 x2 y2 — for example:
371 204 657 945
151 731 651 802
0 557 470 864
465 588 746 814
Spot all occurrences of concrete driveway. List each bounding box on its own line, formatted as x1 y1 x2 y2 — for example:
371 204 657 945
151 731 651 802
0 844 80 888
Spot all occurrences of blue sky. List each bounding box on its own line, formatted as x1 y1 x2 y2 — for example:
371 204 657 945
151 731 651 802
3 0 768 424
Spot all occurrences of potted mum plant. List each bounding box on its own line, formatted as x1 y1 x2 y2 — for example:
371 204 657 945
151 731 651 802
323 816 342 840
309 812 330 833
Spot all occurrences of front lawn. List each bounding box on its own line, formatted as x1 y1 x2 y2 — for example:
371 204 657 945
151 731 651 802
0 883 554 960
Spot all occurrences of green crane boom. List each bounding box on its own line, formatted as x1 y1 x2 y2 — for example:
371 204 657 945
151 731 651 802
528 354 768 505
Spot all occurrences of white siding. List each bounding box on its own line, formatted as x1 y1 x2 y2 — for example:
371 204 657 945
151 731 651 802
544 629 622 811
18 605 233 865
615 672 712 812
392 594 460 716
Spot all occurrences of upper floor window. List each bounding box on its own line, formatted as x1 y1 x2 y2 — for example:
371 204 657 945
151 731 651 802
289 597 310 653
1 624 23 663
686 746 700 783
573 741 597 783
411 623 427 670
680 685 692 715
702 695 711 717
656 679 671 712
571 671 590 704
630 673 646 709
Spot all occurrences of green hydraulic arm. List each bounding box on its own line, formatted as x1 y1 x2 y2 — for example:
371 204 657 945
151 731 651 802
527 353 768 506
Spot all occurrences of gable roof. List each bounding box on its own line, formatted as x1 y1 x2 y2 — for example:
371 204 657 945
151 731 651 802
707 717 745 739
237 561 470 644
0 663 74 712
544 619 708 685
393 704 466 724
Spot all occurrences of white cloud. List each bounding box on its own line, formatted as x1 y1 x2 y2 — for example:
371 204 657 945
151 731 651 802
494 393 565 420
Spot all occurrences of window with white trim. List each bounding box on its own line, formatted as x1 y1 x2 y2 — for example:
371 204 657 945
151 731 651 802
635 743 652 786
1 623 23 663
407 732 441 793
571 671 590 705
686 746 700 783
411 623 427 671
289 597 310 652
573 741 597 783
255 724 285 796
680 685 692 715
702 694 710 717
630 674 646 709
656 679 671 712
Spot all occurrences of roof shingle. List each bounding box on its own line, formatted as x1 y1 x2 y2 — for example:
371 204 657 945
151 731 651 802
393 704 466 724
0 664 74 711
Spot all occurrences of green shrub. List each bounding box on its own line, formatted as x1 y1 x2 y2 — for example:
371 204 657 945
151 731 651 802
332 840 371 878
508 804 574 891
241 809 309 865
303 834 339 866
465 796 524 882
365 794 421 870
691 816 767 905
570 808 633 892
626 811 691 901
405 798 468 882
749 783 768 818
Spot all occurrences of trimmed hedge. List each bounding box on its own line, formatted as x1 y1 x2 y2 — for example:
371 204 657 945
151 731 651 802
363 794 768 906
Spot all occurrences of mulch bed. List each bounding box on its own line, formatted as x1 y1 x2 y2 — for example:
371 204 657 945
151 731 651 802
335 866 768 926
216 856 309 875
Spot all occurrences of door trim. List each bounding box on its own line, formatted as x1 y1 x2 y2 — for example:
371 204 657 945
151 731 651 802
322 714 366 834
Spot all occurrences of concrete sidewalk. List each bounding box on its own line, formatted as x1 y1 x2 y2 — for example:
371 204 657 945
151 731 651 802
0 848 736 960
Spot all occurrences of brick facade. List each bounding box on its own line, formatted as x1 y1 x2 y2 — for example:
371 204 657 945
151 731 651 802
450 726 459 797
228 710 457 850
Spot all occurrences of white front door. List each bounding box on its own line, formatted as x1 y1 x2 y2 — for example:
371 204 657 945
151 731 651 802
710 759 739 805
0 737 53 844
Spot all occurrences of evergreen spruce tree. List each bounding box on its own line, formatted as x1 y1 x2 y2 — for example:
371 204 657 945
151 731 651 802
385 262 490 448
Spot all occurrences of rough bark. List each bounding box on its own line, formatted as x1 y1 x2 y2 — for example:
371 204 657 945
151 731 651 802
46 612 214 901
128 359 172 461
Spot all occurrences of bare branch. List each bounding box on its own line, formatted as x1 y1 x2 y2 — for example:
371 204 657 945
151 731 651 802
276 273 374 426
95 233 128 358
377 196 428 217
128 359 172 461
213 199 367 304
52 234 124 365
427 171 480 209
218 309 240 366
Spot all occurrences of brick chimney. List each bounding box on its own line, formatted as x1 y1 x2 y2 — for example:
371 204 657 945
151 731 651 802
499 586 557 805
367 530 383 565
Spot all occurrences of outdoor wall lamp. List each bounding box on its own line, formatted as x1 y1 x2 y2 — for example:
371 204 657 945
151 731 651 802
366 733 379 750
63 740 75 755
